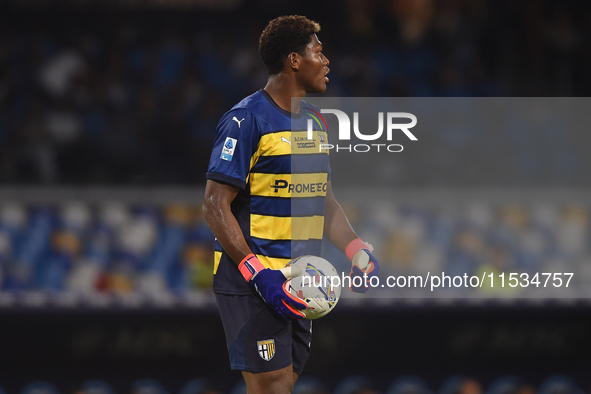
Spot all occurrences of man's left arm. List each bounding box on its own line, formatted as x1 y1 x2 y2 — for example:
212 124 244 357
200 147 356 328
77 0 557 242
323 181 379 292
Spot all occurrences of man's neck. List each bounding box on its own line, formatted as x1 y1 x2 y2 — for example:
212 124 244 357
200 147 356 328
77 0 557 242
263 75 305 114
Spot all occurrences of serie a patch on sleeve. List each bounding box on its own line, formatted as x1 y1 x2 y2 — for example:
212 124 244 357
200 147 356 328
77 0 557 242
221 137 238 161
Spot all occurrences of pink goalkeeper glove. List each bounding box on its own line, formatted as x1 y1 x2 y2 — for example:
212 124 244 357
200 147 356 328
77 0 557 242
239 254 307 319
346 238 380 293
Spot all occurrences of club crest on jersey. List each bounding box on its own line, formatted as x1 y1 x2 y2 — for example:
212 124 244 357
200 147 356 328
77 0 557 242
257 339 275 361
221 137 237 161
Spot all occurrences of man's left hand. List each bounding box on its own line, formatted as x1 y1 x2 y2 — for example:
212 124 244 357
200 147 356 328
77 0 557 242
346 238 380 293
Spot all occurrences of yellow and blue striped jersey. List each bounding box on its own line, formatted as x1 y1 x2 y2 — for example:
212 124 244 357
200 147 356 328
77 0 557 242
206 90 330 295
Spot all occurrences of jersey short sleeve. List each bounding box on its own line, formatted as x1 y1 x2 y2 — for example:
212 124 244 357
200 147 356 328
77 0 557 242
206 108 259 189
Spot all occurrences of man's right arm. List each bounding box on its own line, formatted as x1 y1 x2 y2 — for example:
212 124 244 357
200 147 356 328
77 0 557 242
202 179 252 265
202 178 307 319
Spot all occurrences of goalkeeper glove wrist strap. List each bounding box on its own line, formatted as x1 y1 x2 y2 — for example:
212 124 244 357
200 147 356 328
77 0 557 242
345 238 369 261
238 253 265 282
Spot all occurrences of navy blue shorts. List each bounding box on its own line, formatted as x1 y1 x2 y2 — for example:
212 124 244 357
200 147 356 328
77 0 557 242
215 293 312 374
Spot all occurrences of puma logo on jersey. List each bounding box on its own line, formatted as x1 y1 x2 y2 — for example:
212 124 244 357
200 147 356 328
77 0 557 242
281 136 292 148
232 116 245 128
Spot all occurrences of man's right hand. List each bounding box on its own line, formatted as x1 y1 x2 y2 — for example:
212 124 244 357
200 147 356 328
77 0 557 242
238 254 307 320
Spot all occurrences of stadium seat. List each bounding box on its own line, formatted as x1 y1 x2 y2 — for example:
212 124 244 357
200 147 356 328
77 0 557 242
538 375 584 394
333 376 375 394
486 376 524 394
20 381 60 394
386 375 433 394
178 378 211 394
131 379 170 394
438 375 469 394
292 376 328 394
80 380 116 394
437 376 484 394
228 380 246 394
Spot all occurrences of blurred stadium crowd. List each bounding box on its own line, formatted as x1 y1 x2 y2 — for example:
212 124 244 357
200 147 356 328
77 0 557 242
0 0 589 304
3 373 587 394
0 0 589 184
337 197 591 296
0 201 216 303
2 196 591 302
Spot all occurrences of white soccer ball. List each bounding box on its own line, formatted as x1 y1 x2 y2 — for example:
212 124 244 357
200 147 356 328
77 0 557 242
285 255 341 320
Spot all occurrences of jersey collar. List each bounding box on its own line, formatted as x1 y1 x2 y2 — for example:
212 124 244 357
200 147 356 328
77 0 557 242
260 89 303 119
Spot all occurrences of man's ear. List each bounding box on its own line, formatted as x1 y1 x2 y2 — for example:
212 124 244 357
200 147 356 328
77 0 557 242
287 52 301 71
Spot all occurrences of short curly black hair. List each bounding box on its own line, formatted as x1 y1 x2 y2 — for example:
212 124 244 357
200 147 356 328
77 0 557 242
259 15 321 76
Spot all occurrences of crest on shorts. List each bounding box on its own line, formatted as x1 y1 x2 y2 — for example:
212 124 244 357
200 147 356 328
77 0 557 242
257 339 275 361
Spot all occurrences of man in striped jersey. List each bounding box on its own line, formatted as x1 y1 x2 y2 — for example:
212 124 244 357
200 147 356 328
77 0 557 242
203 15 379 394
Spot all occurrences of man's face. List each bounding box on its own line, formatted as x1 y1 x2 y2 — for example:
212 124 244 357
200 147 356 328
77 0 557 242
297 34 330 93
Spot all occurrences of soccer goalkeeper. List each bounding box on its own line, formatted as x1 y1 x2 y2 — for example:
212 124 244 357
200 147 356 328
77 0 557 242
202 15 379 394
